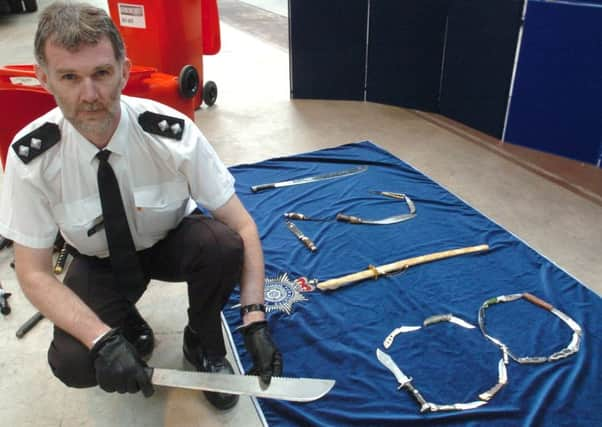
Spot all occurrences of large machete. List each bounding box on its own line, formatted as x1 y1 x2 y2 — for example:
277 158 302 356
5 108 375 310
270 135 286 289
147 367 335 402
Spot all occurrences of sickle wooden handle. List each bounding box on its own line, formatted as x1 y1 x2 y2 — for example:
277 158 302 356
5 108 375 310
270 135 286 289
523 292 553 311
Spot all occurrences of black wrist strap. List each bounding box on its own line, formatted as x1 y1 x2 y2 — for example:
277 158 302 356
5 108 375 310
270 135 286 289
240 303 266 317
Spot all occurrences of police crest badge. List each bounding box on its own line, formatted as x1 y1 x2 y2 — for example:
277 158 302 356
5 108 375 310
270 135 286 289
264 273 314 315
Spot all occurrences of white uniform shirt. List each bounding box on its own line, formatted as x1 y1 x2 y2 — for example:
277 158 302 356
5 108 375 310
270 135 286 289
0 95 235 257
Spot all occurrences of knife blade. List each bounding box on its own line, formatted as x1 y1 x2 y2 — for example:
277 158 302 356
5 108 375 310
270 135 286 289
251 165 367 193
376 349 412 387
376 349 431 412
148 368 335 402
335 212 416 225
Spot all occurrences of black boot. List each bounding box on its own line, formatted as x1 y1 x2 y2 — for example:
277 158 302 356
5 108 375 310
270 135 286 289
121 307 155 359
183 325 239 410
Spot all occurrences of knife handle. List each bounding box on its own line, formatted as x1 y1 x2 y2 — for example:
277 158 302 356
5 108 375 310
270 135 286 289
402 382 430 413
251 183 275 193
284 212 308 220
300 236 317 252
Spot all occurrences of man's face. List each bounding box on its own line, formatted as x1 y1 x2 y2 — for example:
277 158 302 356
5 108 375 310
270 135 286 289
35 36 130 144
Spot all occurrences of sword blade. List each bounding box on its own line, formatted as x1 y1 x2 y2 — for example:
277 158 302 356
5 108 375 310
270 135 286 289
150 368 335 402
251 165 367 192
340 213 416 225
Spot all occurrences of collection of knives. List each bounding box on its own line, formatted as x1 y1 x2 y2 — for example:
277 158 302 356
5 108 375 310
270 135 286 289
252 165 418 253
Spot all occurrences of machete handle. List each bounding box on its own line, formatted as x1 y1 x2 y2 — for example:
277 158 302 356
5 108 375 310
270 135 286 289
523 293 553 311
16 312 44 338
251 183 275 193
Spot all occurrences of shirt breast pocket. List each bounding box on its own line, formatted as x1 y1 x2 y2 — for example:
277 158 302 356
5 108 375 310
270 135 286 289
133 181 190 238
53 199 106 255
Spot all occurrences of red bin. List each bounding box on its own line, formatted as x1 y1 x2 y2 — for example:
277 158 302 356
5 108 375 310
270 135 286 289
107 0 221 109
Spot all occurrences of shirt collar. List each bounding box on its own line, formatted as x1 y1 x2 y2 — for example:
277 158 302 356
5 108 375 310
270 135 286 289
104 101 129 157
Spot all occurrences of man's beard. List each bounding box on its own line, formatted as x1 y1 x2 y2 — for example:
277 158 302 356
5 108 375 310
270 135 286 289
59 99 119 140
73 103 114 135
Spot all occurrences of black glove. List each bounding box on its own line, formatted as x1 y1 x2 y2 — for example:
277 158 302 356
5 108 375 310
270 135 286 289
90 328 154 397
240 321 283 385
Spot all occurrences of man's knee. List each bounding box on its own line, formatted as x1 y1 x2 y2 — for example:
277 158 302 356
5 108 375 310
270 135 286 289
47 336 96 388
215 222 244 269
196 218 244 271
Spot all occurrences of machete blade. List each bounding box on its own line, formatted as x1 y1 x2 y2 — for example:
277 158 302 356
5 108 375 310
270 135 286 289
251 165 367 192
150 368 335 402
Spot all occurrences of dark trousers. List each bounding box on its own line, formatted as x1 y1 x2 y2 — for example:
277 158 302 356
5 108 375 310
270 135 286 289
48 214 243 388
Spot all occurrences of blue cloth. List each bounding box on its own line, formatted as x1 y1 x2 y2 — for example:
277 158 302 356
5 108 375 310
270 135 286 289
222 141 602 426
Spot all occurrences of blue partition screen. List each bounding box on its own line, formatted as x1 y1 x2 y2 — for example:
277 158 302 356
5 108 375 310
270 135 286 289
504 1 602 164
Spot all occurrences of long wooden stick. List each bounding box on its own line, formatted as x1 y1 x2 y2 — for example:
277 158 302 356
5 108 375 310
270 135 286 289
317 244 489 291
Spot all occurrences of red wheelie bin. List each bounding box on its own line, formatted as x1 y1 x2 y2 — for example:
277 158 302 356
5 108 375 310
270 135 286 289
107 0 221 110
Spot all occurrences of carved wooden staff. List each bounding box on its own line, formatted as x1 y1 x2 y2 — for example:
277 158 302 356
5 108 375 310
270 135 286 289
317 244 489 291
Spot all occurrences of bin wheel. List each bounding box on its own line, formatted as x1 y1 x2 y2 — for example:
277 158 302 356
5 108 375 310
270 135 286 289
178 65 199 99
23 0 38 12
203 81 218 107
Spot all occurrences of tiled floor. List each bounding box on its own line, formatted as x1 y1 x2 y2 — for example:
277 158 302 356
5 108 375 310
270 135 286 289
1 1 600 426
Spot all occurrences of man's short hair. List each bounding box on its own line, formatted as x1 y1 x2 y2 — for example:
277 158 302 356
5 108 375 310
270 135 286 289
34 1 125 67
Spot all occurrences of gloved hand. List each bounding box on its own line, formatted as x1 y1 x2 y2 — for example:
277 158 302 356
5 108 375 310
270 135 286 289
90 328 154 397
240 321 283 386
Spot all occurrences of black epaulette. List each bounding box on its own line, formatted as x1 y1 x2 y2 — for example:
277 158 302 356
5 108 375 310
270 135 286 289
12 122 61 164
138 111 185 140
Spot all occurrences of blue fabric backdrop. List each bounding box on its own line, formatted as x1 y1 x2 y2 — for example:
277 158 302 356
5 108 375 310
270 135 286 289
222 141 601 426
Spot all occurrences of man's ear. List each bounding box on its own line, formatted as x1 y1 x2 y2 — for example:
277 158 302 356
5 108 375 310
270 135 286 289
34 64 50 91
120 58 131 90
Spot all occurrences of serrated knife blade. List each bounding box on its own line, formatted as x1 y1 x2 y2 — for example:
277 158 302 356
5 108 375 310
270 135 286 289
149 368 335 402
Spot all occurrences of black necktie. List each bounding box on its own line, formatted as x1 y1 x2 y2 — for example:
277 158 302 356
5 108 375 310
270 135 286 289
96 150 145 300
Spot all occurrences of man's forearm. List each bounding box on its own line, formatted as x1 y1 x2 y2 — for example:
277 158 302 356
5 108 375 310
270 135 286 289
211 194 267 324
238 224 267 325
21 273 110 348
15 244 110 349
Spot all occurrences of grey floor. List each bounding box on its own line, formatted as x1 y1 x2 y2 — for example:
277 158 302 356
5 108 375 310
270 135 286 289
1 1 601 426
